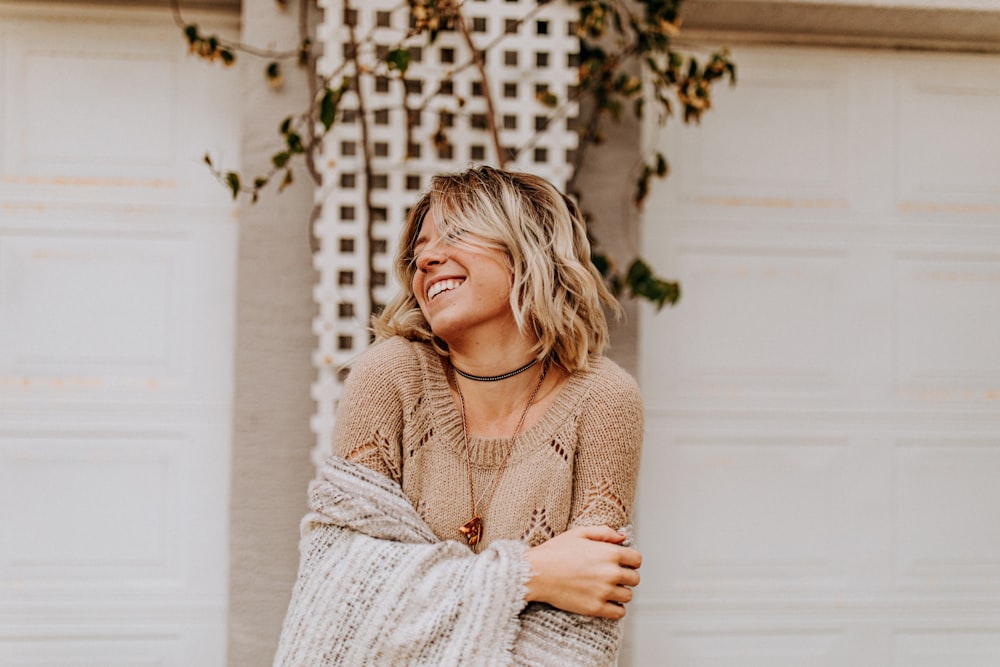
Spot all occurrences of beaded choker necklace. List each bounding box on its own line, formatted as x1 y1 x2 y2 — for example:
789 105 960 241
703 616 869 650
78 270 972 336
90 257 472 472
452 357 538 382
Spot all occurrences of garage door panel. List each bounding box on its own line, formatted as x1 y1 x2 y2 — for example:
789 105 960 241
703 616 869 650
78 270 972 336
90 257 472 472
0 635 180 667
637 424 877 600
668 50 852 216
0 234 180 366
2 24 176 175
631 623 854 667
647 245 852 400
2 435 178 576
664 436 851 591
893 439 1000 590
0 223 234 405
891 630 1000 667
0 425 229 601
896 60 1000 214
894 252 1000 399
0 16 241 208
0 627 225 667
17 46 176 170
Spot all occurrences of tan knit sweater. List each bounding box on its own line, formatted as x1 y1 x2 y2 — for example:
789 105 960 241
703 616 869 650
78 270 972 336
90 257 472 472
333 336 643 549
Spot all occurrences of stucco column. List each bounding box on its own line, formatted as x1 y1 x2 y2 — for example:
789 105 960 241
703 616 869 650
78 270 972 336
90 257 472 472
574 98 643 377
228 0 318 665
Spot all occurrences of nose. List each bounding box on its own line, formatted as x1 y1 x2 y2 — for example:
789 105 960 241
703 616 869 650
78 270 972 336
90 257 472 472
414 239 448 272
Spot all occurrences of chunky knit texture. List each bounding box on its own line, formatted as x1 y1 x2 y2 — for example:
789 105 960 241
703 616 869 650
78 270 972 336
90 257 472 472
334 336 644 548
273 457 625 666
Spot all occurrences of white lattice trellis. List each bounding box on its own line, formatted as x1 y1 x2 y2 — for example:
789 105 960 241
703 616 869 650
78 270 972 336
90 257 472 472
312 0 580 466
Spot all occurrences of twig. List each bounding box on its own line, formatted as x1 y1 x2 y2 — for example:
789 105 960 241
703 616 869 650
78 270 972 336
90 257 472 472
345 4 379 318
169 0 304 60
455 6 505 167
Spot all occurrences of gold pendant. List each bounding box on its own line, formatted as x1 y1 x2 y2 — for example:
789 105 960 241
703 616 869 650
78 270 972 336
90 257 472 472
459 516 482 546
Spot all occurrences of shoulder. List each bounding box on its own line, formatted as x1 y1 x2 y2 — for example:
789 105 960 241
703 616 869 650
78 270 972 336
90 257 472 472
344 336 432 393
585 357 642 408
571 357 643 435
348 336 422 373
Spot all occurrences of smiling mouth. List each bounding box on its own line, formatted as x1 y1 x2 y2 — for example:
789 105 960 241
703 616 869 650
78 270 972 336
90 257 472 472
427 278 464 301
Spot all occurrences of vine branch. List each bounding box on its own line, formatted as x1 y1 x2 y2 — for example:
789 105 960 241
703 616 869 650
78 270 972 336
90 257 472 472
178 0 736 311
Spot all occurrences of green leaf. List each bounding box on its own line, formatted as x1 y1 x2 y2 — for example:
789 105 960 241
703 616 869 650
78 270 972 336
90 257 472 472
591 250 612 278
635 165 652 206
655 152 669 177
286 132 304 154
625 258 680 310
266 61 281 81
319 88 339 131
279 168 294 192
272 151 291 168
225 171 240 200
184 24 199 44
298 37 312 67
385 48 411 75
279 116 293 134
536 90 559 108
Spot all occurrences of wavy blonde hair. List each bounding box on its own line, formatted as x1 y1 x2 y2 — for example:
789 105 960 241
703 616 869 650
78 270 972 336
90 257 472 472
372 166 621 372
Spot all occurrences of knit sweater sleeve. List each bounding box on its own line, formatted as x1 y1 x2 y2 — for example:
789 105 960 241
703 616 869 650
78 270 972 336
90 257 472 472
332 337 416 484
568 361 644 530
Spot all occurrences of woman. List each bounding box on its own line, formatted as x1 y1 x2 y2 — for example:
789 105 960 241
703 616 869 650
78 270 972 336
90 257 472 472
274 166 644 666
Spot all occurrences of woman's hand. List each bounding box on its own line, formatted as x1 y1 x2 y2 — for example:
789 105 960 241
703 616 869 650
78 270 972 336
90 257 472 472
523 525 642 619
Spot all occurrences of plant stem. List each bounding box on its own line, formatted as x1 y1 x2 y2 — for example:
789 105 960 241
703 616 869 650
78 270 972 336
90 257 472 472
455 7 505 167
345 4 378 318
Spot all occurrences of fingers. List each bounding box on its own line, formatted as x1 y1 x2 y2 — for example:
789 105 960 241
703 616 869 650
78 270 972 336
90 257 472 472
616 565 640 588
568 524 627 543
618 546 642 570
597 600 628 620
607 589 633 609
567 525 643 570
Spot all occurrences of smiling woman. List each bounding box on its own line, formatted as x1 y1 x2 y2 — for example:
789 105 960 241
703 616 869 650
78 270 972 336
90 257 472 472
273 166 645 666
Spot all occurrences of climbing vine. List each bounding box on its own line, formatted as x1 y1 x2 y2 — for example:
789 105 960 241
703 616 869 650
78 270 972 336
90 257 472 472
172 0 736 310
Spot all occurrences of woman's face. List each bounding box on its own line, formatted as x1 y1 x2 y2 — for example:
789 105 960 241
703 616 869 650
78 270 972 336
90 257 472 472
410 207 515 343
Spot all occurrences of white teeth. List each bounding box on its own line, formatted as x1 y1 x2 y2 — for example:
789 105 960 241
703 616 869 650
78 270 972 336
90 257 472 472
428 278 463 300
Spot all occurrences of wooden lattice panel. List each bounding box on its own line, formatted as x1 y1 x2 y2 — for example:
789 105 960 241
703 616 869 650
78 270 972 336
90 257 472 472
312 0 579 464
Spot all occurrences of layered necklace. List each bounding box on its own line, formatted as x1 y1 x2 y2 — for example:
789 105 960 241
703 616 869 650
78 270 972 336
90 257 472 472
452 358 550 548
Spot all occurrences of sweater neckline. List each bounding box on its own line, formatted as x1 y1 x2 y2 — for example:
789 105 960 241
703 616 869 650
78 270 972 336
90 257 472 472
418 346 600 468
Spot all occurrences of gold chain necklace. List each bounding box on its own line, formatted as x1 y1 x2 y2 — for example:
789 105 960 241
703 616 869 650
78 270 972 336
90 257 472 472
453 359 550 548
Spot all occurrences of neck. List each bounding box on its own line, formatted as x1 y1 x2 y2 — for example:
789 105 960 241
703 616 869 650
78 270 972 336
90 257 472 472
449 357 551 438
453 357 538 382
445 332 538 382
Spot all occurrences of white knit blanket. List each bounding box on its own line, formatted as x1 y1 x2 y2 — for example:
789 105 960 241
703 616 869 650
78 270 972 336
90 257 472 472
272 456 623 666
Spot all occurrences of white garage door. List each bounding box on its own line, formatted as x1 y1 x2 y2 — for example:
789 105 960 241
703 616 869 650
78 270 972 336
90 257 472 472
634 46 1000 664
0 5 239 665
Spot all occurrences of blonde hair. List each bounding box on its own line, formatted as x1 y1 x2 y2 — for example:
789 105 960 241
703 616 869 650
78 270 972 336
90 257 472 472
372 166 621 372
